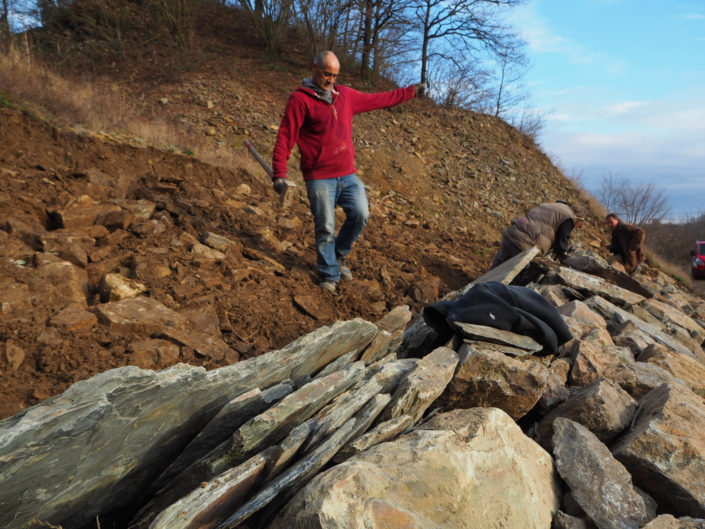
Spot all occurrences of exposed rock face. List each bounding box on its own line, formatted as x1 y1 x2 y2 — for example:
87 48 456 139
439 342 549 419
0 319 377 529
611 383 705 518
537 377 637 448
268 408 560 529
553 417 646 529
2 247 705 529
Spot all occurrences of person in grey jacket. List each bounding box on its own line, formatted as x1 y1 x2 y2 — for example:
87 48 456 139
490 201 581 269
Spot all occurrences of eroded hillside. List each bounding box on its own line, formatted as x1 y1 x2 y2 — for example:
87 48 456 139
1 16 612 419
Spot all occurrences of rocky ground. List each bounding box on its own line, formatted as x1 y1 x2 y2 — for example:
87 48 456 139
0 10 692 420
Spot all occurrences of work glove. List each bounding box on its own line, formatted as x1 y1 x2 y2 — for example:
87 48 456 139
415 82 426 97
272 178 288 194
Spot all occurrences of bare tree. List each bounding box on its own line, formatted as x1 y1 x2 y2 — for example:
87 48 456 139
357 0 409 81
409 0 524 88
294 0 351 61
491 38 526 118
1 0 9 36
426 57 492 109
597 172 671 226
238 0 293 53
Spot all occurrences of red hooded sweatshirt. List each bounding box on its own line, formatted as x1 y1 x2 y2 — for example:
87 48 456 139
272 84 416 181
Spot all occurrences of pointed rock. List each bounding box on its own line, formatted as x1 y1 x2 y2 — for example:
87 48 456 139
552 417 646 529
611 383 705 517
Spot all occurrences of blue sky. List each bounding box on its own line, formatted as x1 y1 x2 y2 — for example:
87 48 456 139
509 0 705 220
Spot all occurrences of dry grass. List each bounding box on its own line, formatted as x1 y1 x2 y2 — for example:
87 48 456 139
0 43 252 170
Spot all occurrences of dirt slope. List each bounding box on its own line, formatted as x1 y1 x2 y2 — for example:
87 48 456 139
0 17 613 419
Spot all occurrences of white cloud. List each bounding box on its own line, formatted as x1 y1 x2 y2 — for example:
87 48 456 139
678 13 705 20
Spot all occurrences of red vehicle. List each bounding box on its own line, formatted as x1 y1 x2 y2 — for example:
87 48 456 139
692 241 705 278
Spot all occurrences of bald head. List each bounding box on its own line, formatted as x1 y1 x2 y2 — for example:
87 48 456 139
312 51 340 91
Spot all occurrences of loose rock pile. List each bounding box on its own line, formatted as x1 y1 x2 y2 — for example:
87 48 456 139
1 248 705 529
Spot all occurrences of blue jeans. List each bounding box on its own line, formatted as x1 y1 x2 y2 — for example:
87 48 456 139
306 174 369 281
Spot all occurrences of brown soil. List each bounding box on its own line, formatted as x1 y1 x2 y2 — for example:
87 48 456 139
0 8 645 420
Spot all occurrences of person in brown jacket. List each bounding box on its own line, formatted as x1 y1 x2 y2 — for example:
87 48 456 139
605 213 646 273
491 201 581 268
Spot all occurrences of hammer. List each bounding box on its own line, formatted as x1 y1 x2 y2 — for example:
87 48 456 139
244 140 296 208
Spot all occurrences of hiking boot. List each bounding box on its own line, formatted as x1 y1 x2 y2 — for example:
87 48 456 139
319 280 337 293
338 259 353 280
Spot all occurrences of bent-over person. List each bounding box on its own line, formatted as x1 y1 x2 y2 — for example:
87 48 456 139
491 201 581 269
605 213 645 274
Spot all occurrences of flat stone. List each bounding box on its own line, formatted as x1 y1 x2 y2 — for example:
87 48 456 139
536 284 570 306
92 296 233 361
302 360 415 452
219 362 366 470
263 421 316 482
95 207 135 231
128 338 180 369
562 253 653 298
38 260 89 306
49 199 122 230
148 448 277 529
627 361 687 399
454 321 543 352
548 266 645 307
50 304 97 331
641 298 705 343
121 199 156 221
191 241 226 261
155 381 294 489
202 231 240 251
553 417 646 529
219 414 364 528
379 346 458 424
586 296 698 358
558 300 607 329
0 319 377 529
360 329 403 364
440 342 549 419
333 414 413 464
568 340 636 391
376 305 412 333
180 303 221 336
613 320 657 356
40 232 93 267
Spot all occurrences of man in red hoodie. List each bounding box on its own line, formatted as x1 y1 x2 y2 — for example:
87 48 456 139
272 50 421 292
